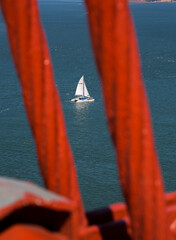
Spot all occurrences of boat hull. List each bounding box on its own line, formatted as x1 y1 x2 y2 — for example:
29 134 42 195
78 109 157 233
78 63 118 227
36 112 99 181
71 97 95 103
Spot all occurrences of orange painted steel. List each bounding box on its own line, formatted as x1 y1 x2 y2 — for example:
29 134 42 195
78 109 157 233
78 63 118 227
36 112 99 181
0 0 175 239
0 0 87 238
85 0 173 239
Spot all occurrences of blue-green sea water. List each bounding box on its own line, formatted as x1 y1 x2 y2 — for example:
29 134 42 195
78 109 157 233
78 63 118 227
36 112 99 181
0 1 175 211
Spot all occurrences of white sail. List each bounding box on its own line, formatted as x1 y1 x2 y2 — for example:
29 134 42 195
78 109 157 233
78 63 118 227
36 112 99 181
75 75 90 97
75 76 84 96
83 81 90 97
71 75 94 102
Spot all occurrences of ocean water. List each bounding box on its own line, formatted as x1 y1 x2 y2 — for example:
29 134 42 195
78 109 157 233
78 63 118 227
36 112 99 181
0 1 175 211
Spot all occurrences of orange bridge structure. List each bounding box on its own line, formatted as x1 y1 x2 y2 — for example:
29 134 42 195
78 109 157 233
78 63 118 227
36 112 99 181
0 0 175 239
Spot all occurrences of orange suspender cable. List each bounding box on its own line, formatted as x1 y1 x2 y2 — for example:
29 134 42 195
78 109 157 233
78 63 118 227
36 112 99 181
85 0 169 239
0 0 87 237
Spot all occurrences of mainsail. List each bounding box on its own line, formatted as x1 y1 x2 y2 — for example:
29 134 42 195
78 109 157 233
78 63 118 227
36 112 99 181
75 76 90 97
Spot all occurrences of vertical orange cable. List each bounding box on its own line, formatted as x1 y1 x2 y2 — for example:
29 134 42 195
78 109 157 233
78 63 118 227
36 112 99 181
0 0 87 233
85 0 170 239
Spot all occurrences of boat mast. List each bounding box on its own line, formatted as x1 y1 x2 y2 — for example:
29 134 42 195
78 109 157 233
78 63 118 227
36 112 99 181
83 75 84 96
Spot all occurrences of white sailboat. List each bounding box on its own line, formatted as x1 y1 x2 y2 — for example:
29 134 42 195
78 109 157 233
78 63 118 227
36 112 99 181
71 76 94 102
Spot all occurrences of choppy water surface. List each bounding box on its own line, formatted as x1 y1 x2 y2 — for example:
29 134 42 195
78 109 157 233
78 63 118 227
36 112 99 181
0 2 175 211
